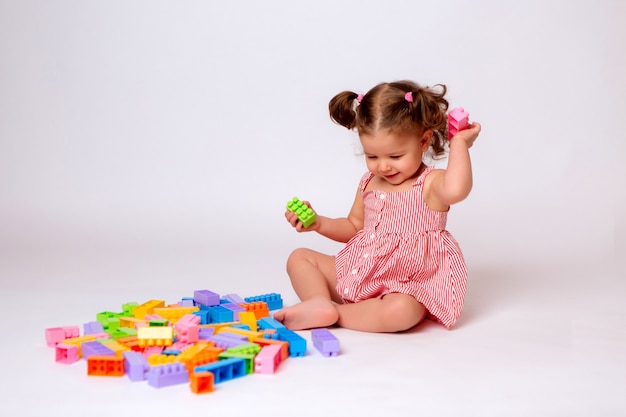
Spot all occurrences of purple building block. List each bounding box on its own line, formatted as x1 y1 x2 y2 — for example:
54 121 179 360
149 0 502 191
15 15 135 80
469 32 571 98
198 327 215 340
311 328 339 357
223 293 245 304
81 341 116 359
123 351 149 382
147 363 189 388
83 321 104 335
194 290 220 307
207 334 249 349
220 303 246 321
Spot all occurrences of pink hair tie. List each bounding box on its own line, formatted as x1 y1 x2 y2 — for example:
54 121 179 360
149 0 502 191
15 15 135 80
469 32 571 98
356 94 364 103
404 92 413 103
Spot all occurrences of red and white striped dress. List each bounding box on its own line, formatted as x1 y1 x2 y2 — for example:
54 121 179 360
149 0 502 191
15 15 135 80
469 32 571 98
334 167 467 329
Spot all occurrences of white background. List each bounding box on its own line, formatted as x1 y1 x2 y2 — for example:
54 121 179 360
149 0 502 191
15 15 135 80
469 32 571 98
1 1 624 416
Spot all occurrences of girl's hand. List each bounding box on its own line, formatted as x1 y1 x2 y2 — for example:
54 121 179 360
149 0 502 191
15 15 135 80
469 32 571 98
451 121 481 148
285 201 320 232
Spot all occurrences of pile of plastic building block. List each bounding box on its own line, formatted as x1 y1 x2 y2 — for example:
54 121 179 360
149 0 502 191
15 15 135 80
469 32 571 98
45 290 339 394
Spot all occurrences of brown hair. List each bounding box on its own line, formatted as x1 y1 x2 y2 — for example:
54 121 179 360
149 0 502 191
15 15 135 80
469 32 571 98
329 80 449 157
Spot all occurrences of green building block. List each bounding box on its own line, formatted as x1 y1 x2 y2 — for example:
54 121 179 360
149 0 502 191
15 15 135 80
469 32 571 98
286 197 316 228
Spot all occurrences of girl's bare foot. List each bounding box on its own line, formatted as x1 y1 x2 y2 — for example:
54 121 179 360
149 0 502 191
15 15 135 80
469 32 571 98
273 297 339 330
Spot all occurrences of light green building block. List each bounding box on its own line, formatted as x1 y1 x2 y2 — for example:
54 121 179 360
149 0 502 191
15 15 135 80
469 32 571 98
286 197 316 228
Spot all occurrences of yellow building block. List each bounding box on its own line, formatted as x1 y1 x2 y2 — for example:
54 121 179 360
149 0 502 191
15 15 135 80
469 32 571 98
137 326 174 347
153 306 199 322
134 300 165 319
238 311 258 332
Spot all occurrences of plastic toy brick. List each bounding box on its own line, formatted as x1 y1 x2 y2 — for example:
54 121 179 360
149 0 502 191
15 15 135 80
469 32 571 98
238 311 258 332
223 293 245 304
287 197 317 228
153 306 199 322
96 312 122 330
220 303 246 321
106 327 137 340
252 337 290 361
217 326 263 342
194 357 247 384
59 335 98 356
179 297 196 307
123 351 149 382
218 351 256 374
207 305 234 323
227 342 262 356
255 344 282 374
55 344 80 364
257 317 286 331
198 327 215 340
81 341 116 359
230 323 251 331
87 355 125 377
200 321 241 331
448 107 470 140
148 354 178 366
177 344 222 372
148 318 169 327
175 323 199 344
194 290 220 307
311 328 340 357
100 340 131 356
245 293 283 311
122 302 138 316
83 321 104 335
190 371 215 394
193 310 210 325
133 300 165 319
142 346 164 359
207 334 249 350
148 363 189 388
118 316 147 329
276 328 307 357
136 326 174 348
239 301 269 319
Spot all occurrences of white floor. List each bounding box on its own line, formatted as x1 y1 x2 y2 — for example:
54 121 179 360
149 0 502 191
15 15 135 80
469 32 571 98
1 245 624 417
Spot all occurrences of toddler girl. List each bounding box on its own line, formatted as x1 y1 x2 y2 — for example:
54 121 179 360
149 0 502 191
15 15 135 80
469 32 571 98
274 80 481 332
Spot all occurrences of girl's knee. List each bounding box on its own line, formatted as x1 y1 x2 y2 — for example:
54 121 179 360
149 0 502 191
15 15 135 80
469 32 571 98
383 294 426 331
286 248 311 268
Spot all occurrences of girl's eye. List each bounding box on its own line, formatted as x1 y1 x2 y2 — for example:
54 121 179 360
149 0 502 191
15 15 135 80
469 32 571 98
390 155 402 159
366 156 377 160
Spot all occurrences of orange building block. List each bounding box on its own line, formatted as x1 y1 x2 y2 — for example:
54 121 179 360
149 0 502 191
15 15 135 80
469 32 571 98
239 302 269 319
87 355 125 377
252 338 290 361
190 372 214 394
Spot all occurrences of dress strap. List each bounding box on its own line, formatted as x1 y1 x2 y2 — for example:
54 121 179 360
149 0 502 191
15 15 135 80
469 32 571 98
412 165 435 186
359 171 375 192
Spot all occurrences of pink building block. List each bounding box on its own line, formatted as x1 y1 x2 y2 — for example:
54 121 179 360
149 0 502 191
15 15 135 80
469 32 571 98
448 107 470 140
55 344 80 364
45 326 80 347
254 344 282 374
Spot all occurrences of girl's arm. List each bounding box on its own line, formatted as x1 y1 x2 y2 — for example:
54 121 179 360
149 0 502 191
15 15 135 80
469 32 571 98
428 122 481 207
285 187 364 243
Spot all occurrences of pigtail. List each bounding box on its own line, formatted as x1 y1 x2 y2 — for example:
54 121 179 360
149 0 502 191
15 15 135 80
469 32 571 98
411 84 449 158
329 91 359 130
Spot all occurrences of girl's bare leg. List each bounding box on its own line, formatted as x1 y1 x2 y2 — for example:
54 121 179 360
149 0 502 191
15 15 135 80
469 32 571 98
273 248 340 330
336 293 427 332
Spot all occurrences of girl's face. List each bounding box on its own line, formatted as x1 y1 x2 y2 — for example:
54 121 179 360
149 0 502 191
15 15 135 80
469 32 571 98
360 129 431 186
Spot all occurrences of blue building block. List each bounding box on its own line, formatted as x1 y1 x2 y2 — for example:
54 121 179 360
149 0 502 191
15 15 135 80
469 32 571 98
244 293 283 311
257 317 286 331
123 351 149 382
208 305 234 323
194 358 247 384
148 363 189 388
193 310 210 325
311 328 340 357
276 328 307 357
